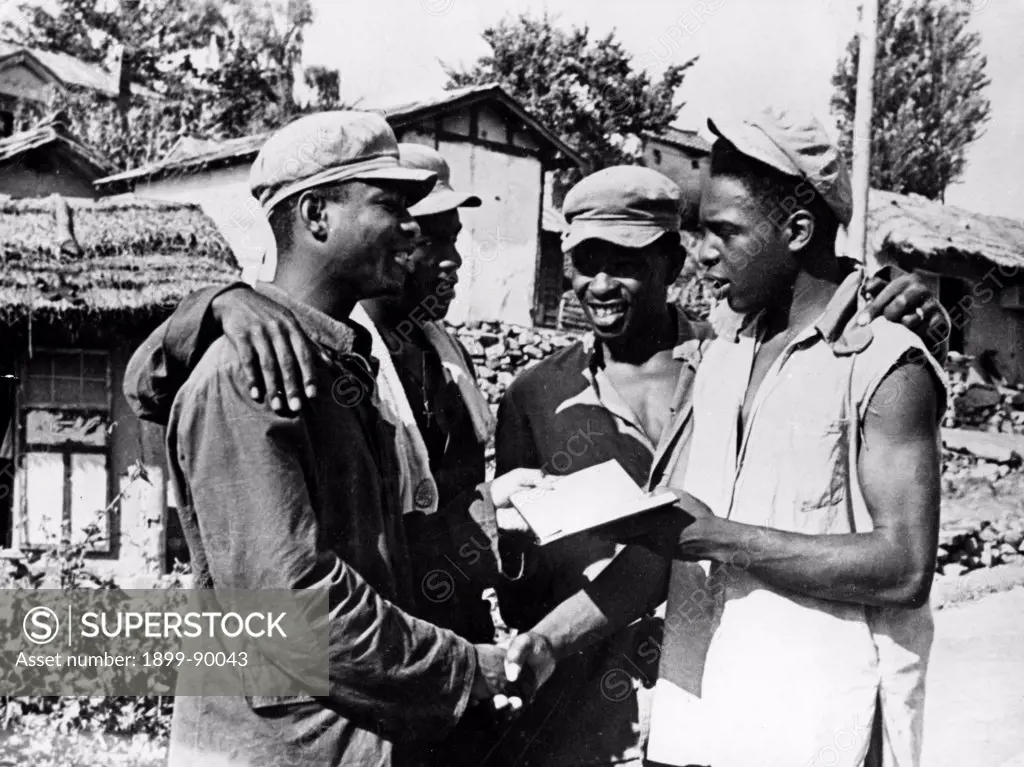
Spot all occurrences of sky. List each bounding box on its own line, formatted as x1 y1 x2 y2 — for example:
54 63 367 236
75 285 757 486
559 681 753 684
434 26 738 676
303 0 1024 219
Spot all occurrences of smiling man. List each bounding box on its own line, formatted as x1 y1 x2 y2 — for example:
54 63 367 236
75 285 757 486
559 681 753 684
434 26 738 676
129 149 950 766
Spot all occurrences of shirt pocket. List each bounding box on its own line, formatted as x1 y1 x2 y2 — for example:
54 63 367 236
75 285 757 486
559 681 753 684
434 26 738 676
786 417 848 517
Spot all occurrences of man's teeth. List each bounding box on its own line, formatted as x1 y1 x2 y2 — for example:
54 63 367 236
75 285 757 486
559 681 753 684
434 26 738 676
591 303 626 318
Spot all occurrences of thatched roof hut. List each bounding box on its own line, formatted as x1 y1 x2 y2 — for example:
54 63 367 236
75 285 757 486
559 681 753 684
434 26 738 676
0 194 239 343
867 189 1024 279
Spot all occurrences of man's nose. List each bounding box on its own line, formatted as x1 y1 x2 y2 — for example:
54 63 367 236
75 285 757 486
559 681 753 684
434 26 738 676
400 216 421 240
589 271 616 295
697 233 719 269
441 244 463 271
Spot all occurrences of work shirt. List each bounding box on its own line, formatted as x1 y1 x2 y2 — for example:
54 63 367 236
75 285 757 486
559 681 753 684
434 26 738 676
391 335 486 506
494 306 714 767
160 284 477 767
648 273 945 767
125 285 495 643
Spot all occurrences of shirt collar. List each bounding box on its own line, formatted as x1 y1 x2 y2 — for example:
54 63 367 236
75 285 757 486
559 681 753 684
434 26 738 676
812 269 866 346
254 282 376 368
731 268 873 356
583 305 703 372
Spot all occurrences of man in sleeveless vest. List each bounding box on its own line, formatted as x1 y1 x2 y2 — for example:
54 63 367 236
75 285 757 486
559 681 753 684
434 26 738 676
508 108 945 767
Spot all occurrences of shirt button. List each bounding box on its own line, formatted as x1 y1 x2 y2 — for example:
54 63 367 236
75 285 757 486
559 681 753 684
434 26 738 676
414 480 435 509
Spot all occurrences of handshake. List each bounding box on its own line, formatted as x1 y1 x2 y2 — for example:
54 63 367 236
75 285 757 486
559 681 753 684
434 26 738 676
470 632 558 712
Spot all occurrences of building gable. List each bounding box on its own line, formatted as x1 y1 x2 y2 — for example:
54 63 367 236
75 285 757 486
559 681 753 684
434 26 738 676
0 56 59 103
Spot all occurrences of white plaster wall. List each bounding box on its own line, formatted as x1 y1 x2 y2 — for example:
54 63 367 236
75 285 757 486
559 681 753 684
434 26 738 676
439 141 541 326
134 166 271 283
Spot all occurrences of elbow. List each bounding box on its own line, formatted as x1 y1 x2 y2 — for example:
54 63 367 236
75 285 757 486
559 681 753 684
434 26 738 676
884 566 934 609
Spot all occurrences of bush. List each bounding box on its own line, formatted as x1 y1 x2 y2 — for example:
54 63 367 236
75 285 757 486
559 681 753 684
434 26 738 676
0 521 189 765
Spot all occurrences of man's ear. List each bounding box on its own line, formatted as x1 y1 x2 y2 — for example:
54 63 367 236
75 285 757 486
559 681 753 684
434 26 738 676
296 190 330 241
785 209 815 254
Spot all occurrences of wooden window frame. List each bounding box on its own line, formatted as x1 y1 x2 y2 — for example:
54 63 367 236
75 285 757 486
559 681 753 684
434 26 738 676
11 349 113 553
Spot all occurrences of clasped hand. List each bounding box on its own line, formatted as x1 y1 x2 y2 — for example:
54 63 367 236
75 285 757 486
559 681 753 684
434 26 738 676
471 631 557 714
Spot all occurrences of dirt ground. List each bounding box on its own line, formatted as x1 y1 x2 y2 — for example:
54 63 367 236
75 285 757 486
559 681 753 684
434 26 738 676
923 586 1024 767
924 472 1024 766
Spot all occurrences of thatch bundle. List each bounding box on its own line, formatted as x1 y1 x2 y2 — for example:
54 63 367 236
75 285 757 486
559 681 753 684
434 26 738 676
0 194 239 340
868 189 1024 275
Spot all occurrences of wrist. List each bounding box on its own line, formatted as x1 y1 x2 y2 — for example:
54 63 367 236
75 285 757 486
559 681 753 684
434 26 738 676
677 514 729 561
209 282 249 326
468 644 488 705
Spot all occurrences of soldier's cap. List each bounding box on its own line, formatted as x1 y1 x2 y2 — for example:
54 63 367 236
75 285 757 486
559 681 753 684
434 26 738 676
707 106 853 226
400 144 481 218
561 166 682 254
250 111 437 214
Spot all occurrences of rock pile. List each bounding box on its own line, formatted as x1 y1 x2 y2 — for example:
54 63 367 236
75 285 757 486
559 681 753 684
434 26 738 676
448 321 581 406
938 517 1024 576
943 351 1024 434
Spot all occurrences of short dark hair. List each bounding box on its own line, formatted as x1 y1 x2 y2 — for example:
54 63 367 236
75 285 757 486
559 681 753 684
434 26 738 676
709 140 839 248
267 182 354 257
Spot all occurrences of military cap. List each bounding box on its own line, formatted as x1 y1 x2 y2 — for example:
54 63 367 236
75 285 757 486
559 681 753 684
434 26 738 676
250 111 437 214
561 166 682 253
400 144 481 218
708 106 853 226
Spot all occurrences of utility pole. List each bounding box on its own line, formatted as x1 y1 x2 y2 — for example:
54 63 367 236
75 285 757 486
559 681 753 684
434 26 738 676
848 0 879 271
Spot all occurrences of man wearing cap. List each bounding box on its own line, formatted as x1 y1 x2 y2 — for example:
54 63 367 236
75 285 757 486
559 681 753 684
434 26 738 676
492 149 948 764
507 109 945 767
150 112 531 767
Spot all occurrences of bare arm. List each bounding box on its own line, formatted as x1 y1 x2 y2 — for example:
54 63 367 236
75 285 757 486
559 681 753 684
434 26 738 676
674 359 941 608
529 544 670 660
124 285 318 424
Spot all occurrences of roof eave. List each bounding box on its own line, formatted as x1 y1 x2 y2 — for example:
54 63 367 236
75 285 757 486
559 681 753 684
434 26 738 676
385 84 586 170
641 130 711 155
95 150 262 187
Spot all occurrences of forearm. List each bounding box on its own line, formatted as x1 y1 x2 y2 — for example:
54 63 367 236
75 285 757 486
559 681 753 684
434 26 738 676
124 283 242 423
681 516 933 607
533 544 669 660
317 556 477 737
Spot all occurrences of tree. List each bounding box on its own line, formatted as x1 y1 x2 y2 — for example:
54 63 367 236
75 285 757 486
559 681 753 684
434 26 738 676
2 0 342 169
831 0 991 201
11 0 220 98
304 66 343 111
444 14 694 198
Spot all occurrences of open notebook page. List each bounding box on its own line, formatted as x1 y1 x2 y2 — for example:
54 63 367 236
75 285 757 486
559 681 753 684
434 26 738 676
510 459 677 546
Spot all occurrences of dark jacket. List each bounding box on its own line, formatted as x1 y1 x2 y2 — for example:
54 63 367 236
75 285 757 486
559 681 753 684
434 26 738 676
157 284 477 766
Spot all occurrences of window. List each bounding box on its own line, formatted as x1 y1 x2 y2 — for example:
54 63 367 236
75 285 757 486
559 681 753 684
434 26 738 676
652 149 662 165
1 377 15 548
691 160 700 170
16 350 111 550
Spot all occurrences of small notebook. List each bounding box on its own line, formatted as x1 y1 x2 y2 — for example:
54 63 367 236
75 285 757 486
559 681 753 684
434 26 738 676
510 459 678 546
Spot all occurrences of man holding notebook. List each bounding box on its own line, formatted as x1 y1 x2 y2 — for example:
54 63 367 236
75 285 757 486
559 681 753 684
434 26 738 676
493 159 948 766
